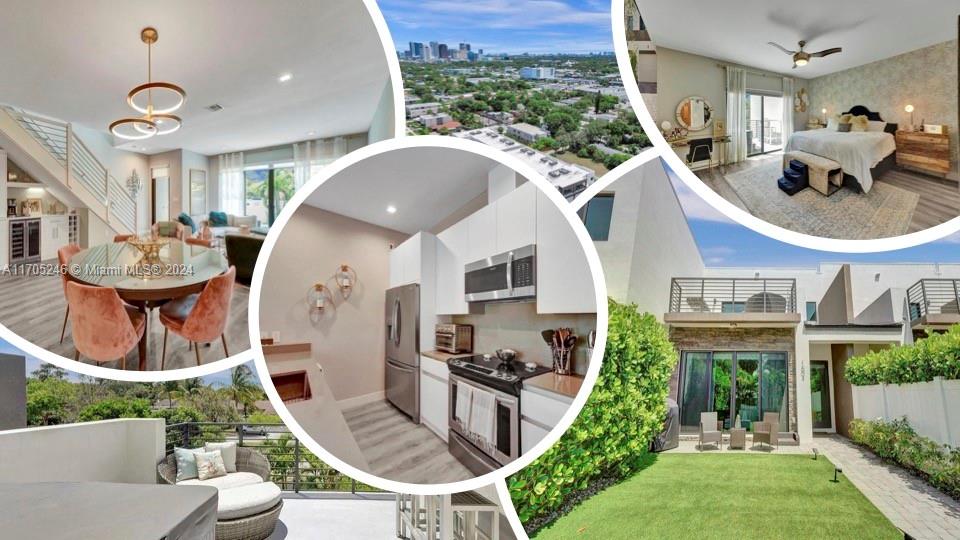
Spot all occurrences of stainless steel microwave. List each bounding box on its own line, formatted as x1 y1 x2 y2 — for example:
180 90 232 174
464 244 536 303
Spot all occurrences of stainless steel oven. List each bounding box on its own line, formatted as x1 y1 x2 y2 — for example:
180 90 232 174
447 373 519 475
464 244 535 303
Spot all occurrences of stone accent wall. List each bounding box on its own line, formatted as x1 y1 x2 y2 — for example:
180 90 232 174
668 327 798 433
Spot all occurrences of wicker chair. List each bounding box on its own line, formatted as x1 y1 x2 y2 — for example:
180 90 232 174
158 447 281 540
699 411 722 451
752 412 780 450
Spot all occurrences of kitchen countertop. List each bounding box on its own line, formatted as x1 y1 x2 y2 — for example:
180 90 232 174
523 372 584 402
421 349 474 362
263 343 370 472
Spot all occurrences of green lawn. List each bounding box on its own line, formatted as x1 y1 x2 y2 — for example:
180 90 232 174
534 454 900 540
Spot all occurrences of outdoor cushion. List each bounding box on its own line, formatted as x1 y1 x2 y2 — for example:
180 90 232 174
204 441 238 472
216 482 282 521
177 212 197 233
174 447 205 482
209 211 229 226
195 450 227 481
178 471 263 490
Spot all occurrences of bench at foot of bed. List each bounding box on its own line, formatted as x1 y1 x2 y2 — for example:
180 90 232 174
783 151 843 196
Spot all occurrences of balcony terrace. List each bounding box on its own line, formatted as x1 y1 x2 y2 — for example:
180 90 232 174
665 278 800 327
908 279 960 328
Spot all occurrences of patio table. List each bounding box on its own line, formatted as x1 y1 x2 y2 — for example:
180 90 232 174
0 481 218 539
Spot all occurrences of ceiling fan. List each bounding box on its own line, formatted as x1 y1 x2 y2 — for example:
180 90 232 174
768 40 842 68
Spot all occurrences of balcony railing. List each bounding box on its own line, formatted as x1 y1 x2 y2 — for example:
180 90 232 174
907 279 960 322
669 278 798 314
165 422 382 494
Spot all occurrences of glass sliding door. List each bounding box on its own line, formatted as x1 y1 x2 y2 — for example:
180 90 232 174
245 162 296 227
746 93 785 156
679 352 712 428
712 353 733 429
761 353 789 431
734 353 760 428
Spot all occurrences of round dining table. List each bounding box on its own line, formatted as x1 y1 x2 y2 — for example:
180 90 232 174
67 239 229 370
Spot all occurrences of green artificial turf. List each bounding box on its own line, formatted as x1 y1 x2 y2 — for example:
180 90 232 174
534 453 901 540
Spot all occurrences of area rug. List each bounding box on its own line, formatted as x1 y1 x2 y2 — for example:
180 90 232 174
724 160 919 239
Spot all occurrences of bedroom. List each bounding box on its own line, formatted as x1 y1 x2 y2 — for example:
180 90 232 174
639 0 959 240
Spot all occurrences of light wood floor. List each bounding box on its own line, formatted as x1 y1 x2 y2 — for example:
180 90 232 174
697 154 960 233
0 263 250 371
342 400 473 484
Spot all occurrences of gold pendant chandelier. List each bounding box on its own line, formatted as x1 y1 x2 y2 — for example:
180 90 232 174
109 27 186 141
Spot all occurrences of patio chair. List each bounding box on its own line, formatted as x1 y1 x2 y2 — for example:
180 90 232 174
752 412 780 450
699 411 722 451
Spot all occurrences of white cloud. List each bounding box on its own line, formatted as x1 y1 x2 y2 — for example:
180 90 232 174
381 0 609 31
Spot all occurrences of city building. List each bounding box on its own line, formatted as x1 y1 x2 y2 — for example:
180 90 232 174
438 43 449 59
506 122 549 143
519 67 556 80
405 102 440 118
408 41 424 60
454 128 595 200
418 112 452 129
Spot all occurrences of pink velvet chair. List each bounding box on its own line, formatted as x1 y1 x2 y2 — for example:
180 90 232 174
159 266 236 368
57 244 82 344
152 221 185 240
184 237 212 248
113 234 133 242
65 281 145 370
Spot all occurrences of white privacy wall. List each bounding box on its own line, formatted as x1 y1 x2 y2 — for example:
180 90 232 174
0 418 166 483
852 378 960 447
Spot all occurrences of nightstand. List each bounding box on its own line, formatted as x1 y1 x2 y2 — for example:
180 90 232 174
895 130 951 176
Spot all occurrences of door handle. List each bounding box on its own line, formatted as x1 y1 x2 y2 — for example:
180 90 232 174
506 252 514 295
393 298 401 346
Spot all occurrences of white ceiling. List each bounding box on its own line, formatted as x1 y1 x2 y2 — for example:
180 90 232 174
640 0 958 78
304 147 497 234
0 0 391 156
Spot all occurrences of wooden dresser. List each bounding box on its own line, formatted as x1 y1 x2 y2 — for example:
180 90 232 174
895 130 951 176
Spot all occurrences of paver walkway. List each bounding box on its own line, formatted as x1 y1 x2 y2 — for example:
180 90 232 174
817 434 960 540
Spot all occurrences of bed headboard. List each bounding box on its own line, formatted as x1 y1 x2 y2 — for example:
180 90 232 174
842 105 898 133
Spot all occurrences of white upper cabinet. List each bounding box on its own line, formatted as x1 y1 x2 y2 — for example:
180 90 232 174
495 181 536 253
465 204 497 265
388 232 426 288
435 218 470 315
536 188 596 314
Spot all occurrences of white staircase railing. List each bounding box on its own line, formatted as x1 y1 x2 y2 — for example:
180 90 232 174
2 106 137 234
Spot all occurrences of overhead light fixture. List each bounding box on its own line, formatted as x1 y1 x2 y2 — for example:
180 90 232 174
307 131 317 136
278 73 293 83
794 58 809 67
110 27 185 141
386 205 397 214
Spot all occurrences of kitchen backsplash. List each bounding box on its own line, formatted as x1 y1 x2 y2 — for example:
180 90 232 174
451 301 596 375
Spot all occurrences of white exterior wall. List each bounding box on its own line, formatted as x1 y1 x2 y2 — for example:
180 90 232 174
853 378 960 447
0 418 165 484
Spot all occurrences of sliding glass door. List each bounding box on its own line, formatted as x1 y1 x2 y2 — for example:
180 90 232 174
746 93 784 156
679 351 789 431
244 162 295 227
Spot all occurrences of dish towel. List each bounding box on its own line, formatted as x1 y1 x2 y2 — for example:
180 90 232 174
469 387 496 445
455 382 474 425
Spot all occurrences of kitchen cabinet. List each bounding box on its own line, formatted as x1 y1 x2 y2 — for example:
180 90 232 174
41 215 69 261
419 356 449 441
495 181 536 253
389 232 425 287
536 189 595 314
465 204 496 265
435 218 470 315
520 388 568 454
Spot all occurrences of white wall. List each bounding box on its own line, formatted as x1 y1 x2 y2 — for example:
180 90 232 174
853 378 960 447
0 419 165 484
181 150 210 219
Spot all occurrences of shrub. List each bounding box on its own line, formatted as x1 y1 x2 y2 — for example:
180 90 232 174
77 397 152 421
508 298 677 531
849 417 960 500
846 325 960 385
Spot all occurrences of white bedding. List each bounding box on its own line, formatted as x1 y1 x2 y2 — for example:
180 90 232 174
785 130 896 192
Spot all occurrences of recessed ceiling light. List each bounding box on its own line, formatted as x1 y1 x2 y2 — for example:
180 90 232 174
307 131 316 136
386 205 397 214
278 73 293 83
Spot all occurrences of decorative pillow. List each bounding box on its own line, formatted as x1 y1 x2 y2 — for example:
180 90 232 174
195 450 228 481
867 120 888 132
177 212 196 233
837 123 852 133
204 441 238 473
826 117 840 131
209 211 229 226
174 447 205 482
839 113 853 124
850 115 869 132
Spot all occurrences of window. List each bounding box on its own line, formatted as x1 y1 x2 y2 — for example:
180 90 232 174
746 93 784 156
806 301 818 322
245 162 295 227
578 193 614 241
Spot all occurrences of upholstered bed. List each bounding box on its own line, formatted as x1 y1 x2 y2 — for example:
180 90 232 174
784 106 898 193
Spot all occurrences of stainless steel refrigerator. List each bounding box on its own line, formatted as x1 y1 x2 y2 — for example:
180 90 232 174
385 283 420 423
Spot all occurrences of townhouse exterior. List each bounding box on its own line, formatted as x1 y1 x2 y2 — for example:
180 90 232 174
587 159 960 443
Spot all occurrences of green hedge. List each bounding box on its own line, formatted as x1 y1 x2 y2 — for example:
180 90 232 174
849 417 960 499
508 298 677 529
845 325 960 386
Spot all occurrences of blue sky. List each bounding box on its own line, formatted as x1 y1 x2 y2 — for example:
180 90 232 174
0 338 258 387
376 0 614 54
666 165 960 267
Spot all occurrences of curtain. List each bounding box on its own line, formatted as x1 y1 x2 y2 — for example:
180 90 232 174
293 140 319 190
726 67 748 164
218 152 245 216
782 77 795 144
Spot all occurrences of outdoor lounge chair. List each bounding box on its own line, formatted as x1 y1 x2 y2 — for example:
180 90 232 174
752 412 780 450
699 412 722 451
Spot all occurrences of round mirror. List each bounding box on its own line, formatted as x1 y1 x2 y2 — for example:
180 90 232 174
676 96 713 131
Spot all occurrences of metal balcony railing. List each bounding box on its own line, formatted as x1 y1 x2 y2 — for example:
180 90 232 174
907 279 960 321
669 278 798 314
165 422 382 494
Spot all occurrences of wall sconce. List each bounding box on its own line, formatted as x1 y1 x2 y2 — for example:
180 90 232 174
308 283 333 312
335 264 357 299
